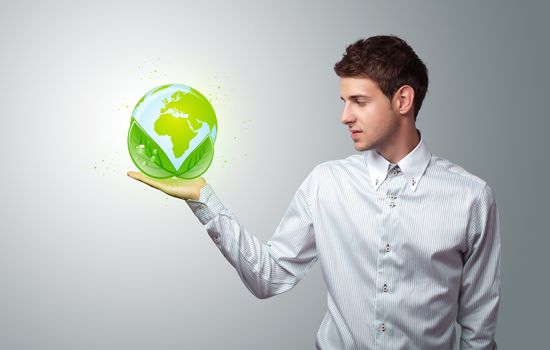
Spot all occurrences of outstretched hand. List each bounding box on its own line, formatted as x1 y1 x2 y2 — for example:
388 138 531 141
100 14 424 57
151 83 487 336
127 171 207 200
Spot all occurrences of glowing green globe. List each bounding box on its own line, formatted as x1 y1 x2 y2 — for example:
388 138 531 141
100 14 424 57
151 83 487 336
127 84 217 179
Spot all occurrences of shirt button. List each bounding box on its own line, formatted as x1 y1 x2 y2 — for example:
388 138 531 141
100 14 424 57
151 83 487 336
379 323 386 332
384 244 391 252
383 283 389 292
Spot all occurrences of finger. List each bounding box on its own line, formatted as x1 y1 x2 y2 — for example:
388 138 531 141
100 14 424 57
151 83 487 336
127 171 163 190
127 171 146 182
127 171 144 180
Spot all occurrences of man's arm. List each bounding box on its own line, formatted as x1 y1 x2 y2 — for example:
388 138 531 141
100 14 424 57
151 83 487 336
457 184 501 349
128 168 318 299
185 169 318 299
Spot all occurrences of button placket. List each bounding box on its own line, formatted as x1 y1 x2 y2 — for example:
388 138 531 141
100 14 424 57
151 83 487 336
387 193 398 208
375 168 404 342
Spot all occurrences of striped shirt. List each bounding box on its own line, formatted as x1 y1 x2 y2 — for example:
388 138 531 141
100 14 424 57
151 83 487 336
186 130 501 350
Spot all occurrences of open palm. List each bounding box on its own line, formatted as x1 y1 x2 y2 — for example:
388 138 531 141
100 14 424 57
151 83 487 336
127 171 206 200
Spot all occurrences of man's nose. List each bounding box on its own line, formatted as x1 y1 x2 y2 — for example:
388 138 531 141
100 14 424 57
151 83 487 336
340 104 355 125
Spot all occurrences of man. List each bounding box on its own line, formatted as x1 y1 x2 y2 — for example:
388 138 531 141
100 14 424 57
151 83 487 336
128 35 501 350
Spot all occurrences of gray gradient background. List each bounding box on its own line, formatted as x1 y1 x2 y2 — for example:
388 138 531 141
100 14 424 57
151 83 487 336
1 0 548 349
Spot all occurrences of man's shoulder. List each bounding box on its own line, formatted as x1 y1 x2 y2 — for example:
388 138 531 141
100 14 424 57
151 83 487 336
302 154 365 185
429 154 494 201
430 154 485 184
313 153 364 171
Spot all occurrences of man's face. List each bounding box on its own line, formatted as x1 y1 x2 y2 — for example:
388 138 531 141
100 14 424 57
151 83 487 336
340 77 400 152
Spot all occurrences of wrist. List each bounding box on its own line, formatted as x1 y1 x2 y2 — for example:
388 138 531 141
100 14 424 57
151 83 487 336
191 182 206 200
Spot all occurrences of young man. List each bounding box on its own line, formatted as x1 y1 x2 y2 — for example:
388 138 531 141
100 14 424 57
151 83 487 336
128 35 501 350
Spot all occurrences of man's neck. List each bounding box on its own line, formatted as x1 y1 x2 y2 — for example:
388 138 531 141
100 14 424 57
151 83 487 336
376 128 421 164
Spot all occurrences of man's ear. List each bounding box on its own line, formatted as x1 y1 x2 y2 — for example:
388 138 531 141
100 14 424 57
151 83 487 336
393 85 415 116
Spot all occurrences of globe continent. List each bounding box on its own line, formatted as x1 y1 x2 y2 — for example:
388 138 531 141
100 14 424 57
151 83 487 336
127 84 217 179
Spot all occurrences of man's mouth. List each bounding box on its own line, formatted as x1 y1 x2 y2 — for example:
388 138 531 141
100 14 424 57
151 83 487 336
350 130 362 140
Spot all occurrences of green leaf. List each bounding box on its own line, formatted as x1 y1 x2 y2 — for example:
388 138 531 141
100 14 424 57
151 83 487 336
127 120 176 178
176 134 214 179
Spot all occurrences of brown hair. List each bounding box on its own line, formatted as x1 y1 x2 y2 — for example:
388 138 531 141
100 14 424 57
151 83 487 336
334 35 428 120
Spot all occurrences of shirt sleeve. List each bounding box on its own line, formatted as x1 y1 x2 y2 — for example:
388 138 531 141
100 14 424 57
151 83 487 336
185 167 318 299
457 184 501 349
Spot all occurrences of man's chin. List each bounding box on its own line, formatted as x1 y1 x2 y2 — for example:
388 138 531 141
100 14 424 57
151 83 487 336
353 142 372 152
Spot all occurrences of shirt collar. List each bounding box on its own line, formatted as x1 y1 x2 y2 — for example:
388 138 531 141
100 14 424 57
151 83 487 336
365 129 432 192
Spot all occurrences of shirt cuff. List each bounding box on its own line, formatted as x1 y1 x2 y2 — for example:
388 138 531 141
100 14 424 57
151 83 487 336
185 184 225 225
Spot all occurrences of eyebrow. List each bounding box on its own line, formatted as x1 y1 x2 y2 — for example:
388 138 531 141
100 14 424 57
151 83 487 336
340 95 371 101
